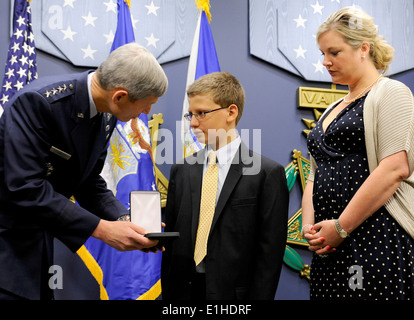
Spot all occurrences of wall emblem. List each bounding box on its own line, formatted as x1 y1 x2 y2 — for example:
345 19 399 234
24 0 198 66
249 0 414 82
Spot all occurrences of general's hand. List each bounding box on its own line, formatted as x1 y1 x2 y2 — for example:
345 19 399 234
92 220 159 252
141 222 167 253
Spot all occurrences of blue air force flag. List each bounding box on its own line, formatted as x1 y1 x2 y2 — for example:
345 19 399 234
181 8 220 157
80 0 161 300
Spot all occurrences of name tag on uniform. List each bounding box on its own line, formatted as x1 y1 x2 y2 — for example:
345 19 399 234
50 146 71 160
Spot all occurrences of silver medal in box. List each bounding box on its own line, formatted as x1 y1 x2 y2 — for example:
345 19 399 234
130 191 179 240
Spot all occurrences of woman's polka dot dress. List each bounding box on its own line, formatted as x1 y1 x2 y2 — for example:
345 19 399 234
307 94 414 300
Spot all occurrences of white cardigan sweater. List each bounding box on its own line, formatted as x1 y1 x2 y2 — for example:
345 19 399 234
308 77 414 238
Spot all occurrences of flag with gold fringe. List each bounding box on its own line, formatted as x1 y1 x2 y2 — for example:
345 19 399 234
77 0 162 300
0 0 37 118
181 0 220 157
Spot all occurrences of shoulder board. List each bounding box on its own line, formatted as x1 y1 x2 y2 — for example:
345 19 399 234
39 81 76 103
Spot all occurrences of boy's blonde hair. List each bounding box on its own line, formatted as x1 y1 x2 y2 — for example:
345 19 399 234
187 72 245 125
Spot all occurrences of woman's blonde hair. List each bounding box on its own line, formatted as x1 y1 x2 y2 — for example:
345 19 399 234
317 7 394 73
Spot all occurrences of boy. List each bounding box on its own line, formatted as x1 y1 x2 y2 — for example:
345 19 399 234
161 72 288 300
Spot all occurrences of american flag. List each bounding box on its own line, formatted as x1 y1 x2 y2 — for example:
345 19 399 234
0 0 37 117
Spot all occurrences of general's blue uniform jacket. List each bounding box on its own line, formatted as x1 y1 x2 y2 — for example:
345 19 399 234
0 71 127 299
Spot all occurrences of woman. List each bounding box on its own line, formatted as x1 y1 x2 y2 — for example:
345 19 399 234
302 7 414 300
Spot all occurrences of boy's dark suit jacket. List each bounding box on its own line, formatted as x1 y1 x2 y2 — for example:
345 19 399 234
0 71 127 299
161 143 289 300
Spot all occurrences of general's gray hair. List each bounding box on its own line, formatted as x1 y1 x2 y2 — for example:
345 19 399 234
96 42 168 101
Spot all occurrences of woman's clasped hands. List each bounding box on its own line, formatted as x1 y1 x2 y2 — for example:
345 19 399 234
303 219 346 256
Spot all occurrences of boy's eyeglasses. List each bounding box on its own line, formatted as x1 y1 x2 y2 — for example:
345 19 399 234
183 106 230 121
